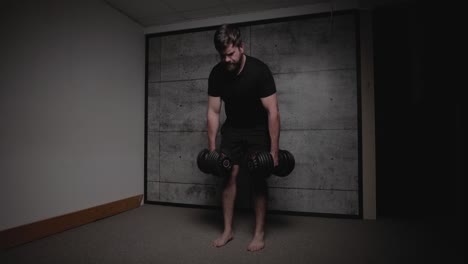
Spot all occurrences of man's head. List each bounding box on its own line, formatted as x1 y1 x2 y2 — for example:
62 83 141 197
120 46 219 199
214 24 244 72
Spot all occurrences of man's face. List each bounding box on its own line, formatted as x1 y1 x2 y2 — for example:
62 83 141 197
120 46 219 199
219 43 244 72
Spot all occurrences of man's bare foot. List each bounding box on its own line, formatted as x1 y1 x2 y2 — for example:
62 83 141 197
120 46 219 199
247 232 265 251
213 231 234 247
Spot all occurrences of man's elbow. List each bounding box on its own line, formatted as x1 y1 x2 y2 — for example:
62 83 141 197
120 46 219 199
207 110 220 120
268 112 280 125
268 108 279 118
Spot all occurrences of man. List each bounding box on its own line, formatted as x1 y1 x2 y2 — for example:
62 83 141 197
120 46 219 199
207 24 280 252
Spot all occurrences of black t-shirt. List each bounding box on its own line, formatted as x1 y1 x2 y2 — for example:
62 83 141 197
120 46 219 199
208 55 276 129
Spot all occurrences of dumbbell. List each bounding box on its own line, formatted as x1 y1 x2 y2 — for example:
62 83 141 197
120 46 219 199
197 149 233 177
247 149 295 177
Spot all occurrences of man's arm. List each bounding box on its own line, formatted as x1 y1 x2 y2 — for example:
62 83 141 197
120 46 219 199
261 93 280 166
207 96 222 151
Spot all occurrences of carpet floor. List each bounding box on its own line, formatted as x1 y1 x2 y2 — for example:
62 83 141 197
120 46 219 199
1 204 464 264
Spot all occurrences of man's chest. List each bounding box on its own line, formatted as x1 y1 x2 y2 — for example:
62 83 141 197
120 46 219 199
220 77 258 101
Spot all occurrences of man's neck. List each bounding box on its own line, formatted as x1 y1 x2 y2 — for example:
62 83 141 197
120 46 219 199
236 54 246 76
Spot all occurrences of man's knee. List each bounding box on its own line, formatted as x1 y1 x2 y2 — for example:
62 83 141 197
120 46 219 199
223 165 240 188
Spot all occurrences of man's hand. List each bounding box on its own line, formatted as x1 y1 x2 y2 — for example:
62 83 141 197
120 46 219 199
271 150 279 167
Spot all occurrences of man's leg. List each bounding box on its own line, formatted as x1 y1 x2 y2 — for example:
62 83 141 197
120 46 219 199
213 165 239 247
246 130 271 252
248 176 268 251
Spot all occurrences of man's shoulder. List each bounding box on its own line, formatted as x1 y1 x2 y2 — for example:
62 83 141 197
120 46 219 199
211 61 224 73
209 62 225 79
246 55 268 67
246 55 271 73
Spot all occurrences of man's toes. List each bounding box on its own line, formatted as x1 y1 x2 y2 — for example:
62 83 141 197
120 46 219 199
214 239 223 247
247 241 264 251
213 236 233 247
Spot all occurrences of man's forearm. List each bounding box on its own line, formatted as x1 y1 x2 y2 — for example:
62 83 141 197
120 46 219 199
207 112 220 151
268 112 280 153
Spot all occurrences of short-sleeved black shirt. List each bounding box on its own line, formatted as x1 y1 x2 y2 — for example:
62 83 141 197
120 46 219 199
208 55 276 129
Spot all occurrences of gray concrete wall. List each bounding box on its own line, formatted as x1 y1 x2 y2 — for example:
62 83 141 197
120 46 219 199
146 13 359 215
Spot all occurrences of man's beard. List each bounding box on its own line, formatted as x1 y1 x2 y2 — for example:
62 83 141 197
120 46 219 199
225 59 241 72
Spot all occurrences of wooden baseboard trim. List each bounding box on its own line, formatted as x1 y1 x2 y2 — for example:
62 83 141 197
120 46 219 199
0 194 143 249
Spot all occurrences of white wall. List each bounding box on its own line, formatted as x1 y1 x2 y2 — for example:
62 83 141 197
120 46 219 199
0 0 145 230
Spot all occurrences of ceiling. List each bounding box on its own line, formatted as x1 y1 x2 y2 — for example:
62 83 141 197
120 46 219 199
104 0 333 27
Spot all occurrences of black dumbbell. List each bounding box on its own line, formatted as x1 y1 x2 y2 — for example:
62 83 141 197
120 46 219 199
197 149 233 177
247 149 295 177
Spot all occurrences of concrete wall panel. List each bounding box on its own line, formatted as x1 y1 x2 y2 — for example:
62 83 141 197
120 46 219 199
147 82 160 132
160 80 207 131
148 37 161 82
147 181 160 201
159 80 227 131
275 70 357 130
251 14 356 74
160 131 209 183
268 188 359 215
158 182 252 209
160 182 220 205
147 131 159 181
268 130 358 190
159 132 222 184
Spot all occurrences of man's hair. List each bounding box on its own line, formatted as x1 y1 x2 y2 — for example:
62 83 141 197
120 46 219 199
214 24 242 52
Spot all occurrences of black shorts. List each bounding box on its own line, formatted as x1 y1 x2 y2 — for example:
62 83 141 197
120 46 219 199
220 124 271 166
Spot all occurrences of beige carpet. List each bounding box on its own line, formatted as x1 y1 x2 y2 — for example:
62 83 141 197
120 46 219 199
1 204 463 264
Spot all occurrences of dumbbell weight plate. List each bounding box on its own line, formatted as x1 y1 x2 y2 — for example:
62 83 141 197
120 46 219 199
274 150 287 177
253 152 261 172
281 150 290 176
272 150 282 176
247 153 254 171
208 151 220 176
272 151 279 175
260 152 270 173
268 152 274 171
197 149 211 174
284 150 295 176
205 151 214 173
276 150 294 177
256 152 263 171
197 149 204 170
251 152 259 171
